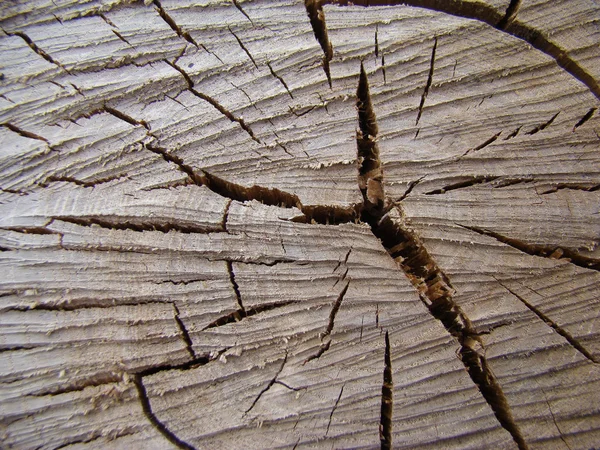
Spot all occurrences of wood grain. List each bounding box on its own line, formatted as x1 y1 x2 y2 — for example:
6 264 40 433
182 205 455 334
1 0 599 448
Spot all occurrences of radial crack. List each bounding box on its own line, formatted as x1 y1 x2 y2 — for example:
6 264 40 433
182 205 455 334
324 0 600 100
497 0 521 30
573 107 596 132
266 61 294 99
134 375 197 450
229 27 258 69
41 173 127 188
304 281 350 363
104 106 150 129
357 62 385 216
354 66 528 450
203 300 298 330
227 261 245 314
425 176 498 195
416 37 437 126
54 215 221 234
380 331 393 450
173 303 195 359
165 60 260 142
232 0 254 24
152 0 199 48
2 123 49 143
494 279 598 364
326 384 345 436
6 30 69 72
304 0 333 87
459 131 501 158
458 224 600 272
245 352 288 414
527 112 559 135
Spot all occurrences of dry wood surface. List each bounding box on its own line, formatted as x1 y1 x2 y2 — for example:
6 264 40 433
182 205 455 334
1 0 599 449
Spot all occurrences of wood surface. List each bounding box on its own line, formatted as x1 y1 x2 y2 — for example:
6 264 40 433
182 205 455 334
1 0 599 449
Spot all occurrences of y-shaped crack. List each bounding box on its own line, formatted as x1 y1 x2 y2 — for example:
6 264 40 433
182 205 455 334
355 65 529 450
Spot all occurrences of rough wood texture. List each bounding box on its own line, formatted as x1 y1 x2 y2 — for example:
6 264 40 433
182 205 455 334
1 0 599 449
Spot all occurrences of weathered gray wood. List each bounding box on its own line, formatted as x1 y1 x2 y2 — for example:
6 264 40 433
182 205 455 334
1 0 599 449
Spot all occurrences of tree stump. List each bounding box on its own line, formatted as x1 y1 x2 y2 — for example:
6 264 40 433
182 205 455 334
1 1 599 448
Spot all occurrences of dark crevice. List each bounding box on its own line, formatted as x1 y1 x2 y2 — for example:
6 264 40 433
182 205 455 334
324 282 350 336
303 340 331 365
326 384 345 436
144 143 205 186
539 183 600 195
145 141 357 224
99 13 118 28
296 204 360 225
324 0 600 100
425 176 499 195
134 374 197 450
112 30 133 46
274 380 302 391
2 123 49 143
229 27 258 69
504 125 522 140
304 0 333 87
497 0 521 30
375 26 379 57
165 60 259 142
5 30 69 72
29 372 124 396
152 0 199 48
459 132 501 159
202 301 298 330
357 62 385 215
227 261 244 312
8 299 169 312
0 226 57 235
266 61 294 99
573 107 596 132
353 66 528 450
381 53 387 84
304 281 350 363
104 106 150 130
141 179 193 192
136 349 226 378
459 224 600 272
0 345 36 352
289 105 316 117
189 89 259 143
232 0 254 24
203 170 301 209
173 303 195 359
380 331 393 450
152 279 206 286
222 199 232 232
245 351 288 414
494 279 598 364
54 216 221 234
41 173 127 188
527 112 560 135
416 37 437 126
491 177 534 189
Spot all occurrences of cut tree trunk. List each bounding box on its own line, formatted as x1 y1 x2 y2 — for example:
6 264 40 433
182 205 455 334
1 0 599 449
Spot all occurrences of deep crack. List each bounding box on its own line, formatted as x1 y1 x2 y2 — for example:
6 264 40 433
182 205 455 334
354 66 528 449
380 331 393 450
459 224 600 272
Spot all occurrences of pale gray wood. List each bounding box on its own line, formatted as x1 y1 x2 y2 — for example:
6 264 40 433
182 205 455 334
1 0 599 449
